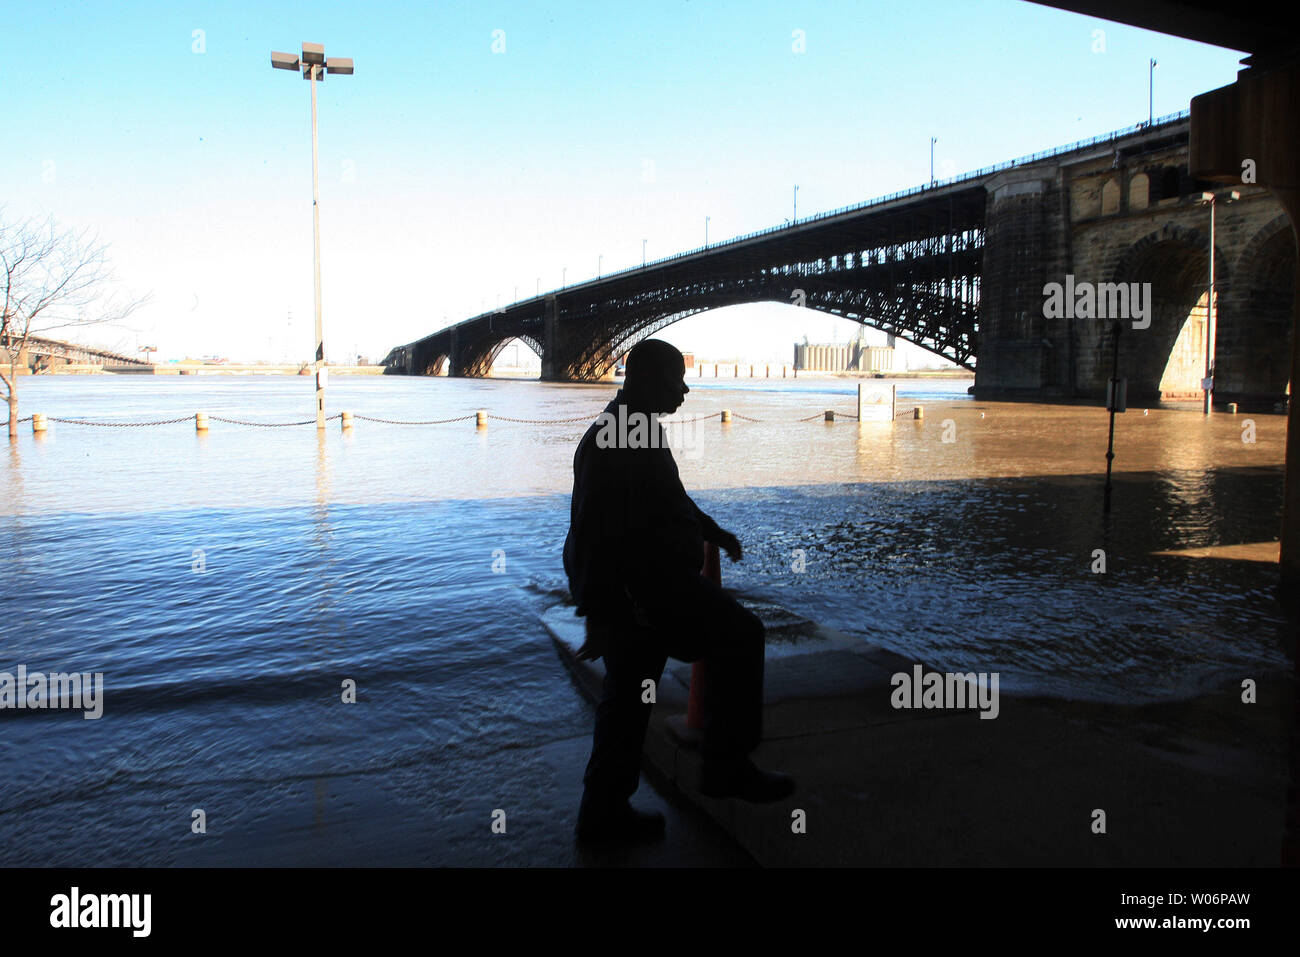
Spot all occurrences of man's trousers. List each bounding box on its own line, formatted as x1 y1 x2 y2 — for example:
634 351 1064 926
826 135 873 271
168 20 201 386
581 571 766 802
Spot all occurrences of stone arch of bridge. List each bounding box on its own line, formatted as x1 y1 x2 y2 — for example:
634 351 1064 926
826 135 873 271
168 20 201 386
1215 214 1295 406
1109 223 1226 401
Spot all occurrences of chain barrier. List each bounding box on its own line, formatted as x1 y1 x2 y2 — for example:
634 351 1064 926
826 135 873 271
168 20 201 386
48 414 196 427
486 412 599 424
208 414 339 427
7 406 916 428
663 412 723 425
353 413 477 425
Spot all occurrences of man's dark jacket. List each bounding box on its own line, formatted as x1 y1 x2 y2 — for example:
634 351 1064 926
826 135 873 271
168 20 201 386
563 390 723 618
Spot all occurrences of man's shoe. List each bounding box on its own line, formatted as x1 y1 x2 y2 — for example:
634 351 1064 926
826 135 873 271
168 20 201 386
699 757 797 803
575 799 666 844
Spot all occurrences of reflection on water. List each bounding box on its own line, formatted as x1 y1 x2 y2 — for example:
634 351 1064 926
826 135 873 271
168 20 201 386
0 374 1291 864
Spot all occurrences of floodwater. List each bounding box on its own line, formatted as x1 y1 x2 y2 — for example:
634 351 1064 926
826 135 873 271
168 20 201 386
0 373 1292 865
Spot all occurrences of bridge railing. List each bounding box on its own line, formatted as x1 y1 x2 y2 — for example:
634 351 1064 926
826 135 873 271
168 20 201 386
650 109 1192 263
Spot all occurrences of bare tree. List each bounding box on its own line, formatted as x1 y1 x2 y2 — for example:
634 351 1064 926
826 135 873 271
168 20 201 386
1 211 149 438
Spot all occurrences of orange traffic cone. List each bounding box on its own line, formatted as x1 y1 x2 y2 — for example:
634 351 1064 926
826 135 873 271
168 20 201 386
685 541 721 730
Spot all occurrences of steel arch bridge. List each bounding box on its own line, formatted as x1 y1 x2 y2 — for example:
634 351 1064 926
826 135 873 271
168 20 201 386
384 183 986 381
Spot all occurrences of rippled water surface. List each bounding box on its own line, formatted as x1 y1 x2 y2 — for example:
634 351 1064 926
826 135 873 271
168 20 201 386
0 374 1291 864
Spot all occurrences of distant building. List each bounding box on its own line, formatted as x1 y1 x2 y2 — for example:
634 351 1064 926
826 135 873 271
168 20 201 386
681 351 695 369
794 340 895 372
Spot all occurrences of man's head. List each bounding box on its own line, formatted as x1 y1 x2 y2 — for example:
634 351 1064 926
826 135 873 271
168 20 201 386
623 339 689 413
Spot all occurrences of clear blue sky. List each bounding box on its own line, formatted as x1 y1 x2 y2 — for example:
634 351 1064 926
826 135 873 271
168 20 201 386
0 1 1247 366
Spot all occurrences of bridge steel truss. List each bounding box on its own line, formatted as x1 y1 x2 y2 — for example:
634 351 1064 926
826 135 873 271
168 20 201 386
3 334 151 368
388 185 985 381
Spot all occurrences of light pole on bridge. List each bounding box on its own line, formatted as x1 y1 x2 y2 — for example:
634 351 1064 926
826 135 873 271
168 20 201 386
1197 189 1240 415
705 215 710 246
642 238 647 267
793 185 799 221
271 42 354 430
930 137 937 186
1148 59 1158 126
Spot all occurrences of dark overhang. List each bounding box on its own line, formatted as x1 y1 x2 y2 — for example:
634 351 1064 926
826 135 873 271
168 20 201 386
1025 1 1297 60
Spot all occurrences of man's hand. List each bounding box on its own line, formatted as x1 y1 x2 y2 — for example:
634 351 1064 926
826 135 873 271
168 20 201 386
714 529 743 563
576 617 613 661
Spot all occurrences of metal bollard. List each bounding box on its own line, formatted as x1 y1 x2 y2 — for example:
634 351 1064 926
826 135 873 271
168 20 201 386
476 410 488 428
1227 403 1238 414
32 413 47 434
195 412 208 432
721 409 732 423
825 410 835 422
914 406 924 420
341 410 353 430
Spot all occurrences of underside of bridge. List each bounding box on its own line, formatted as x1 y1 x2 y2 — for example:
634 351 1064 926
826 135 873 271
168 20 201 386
386 187 985 382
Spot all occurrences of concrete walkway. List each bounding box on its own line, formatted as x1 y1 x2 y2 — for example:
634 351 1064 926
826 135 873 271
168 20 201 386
542 597 1292 867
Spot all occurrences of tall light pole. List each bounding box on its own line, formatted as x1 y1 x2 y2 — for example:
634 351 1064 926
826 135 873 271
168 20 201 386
793 185 799 221
536 277 540 296
642 238 647 266
562 267 566 287
930 137 937 185
597 254 603 278
1148 59 1157 126
1198 189 1240 414
272 43 354 430
705 215 711 246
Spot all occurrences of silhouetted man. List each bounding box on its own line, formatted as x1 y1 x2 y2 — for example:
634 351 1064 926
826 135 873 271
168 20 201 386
564 338 795 843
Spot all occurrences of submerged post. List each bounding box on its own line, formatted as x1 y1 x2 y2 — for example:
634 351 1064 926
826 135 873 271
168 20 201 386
1104 321 1125 514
